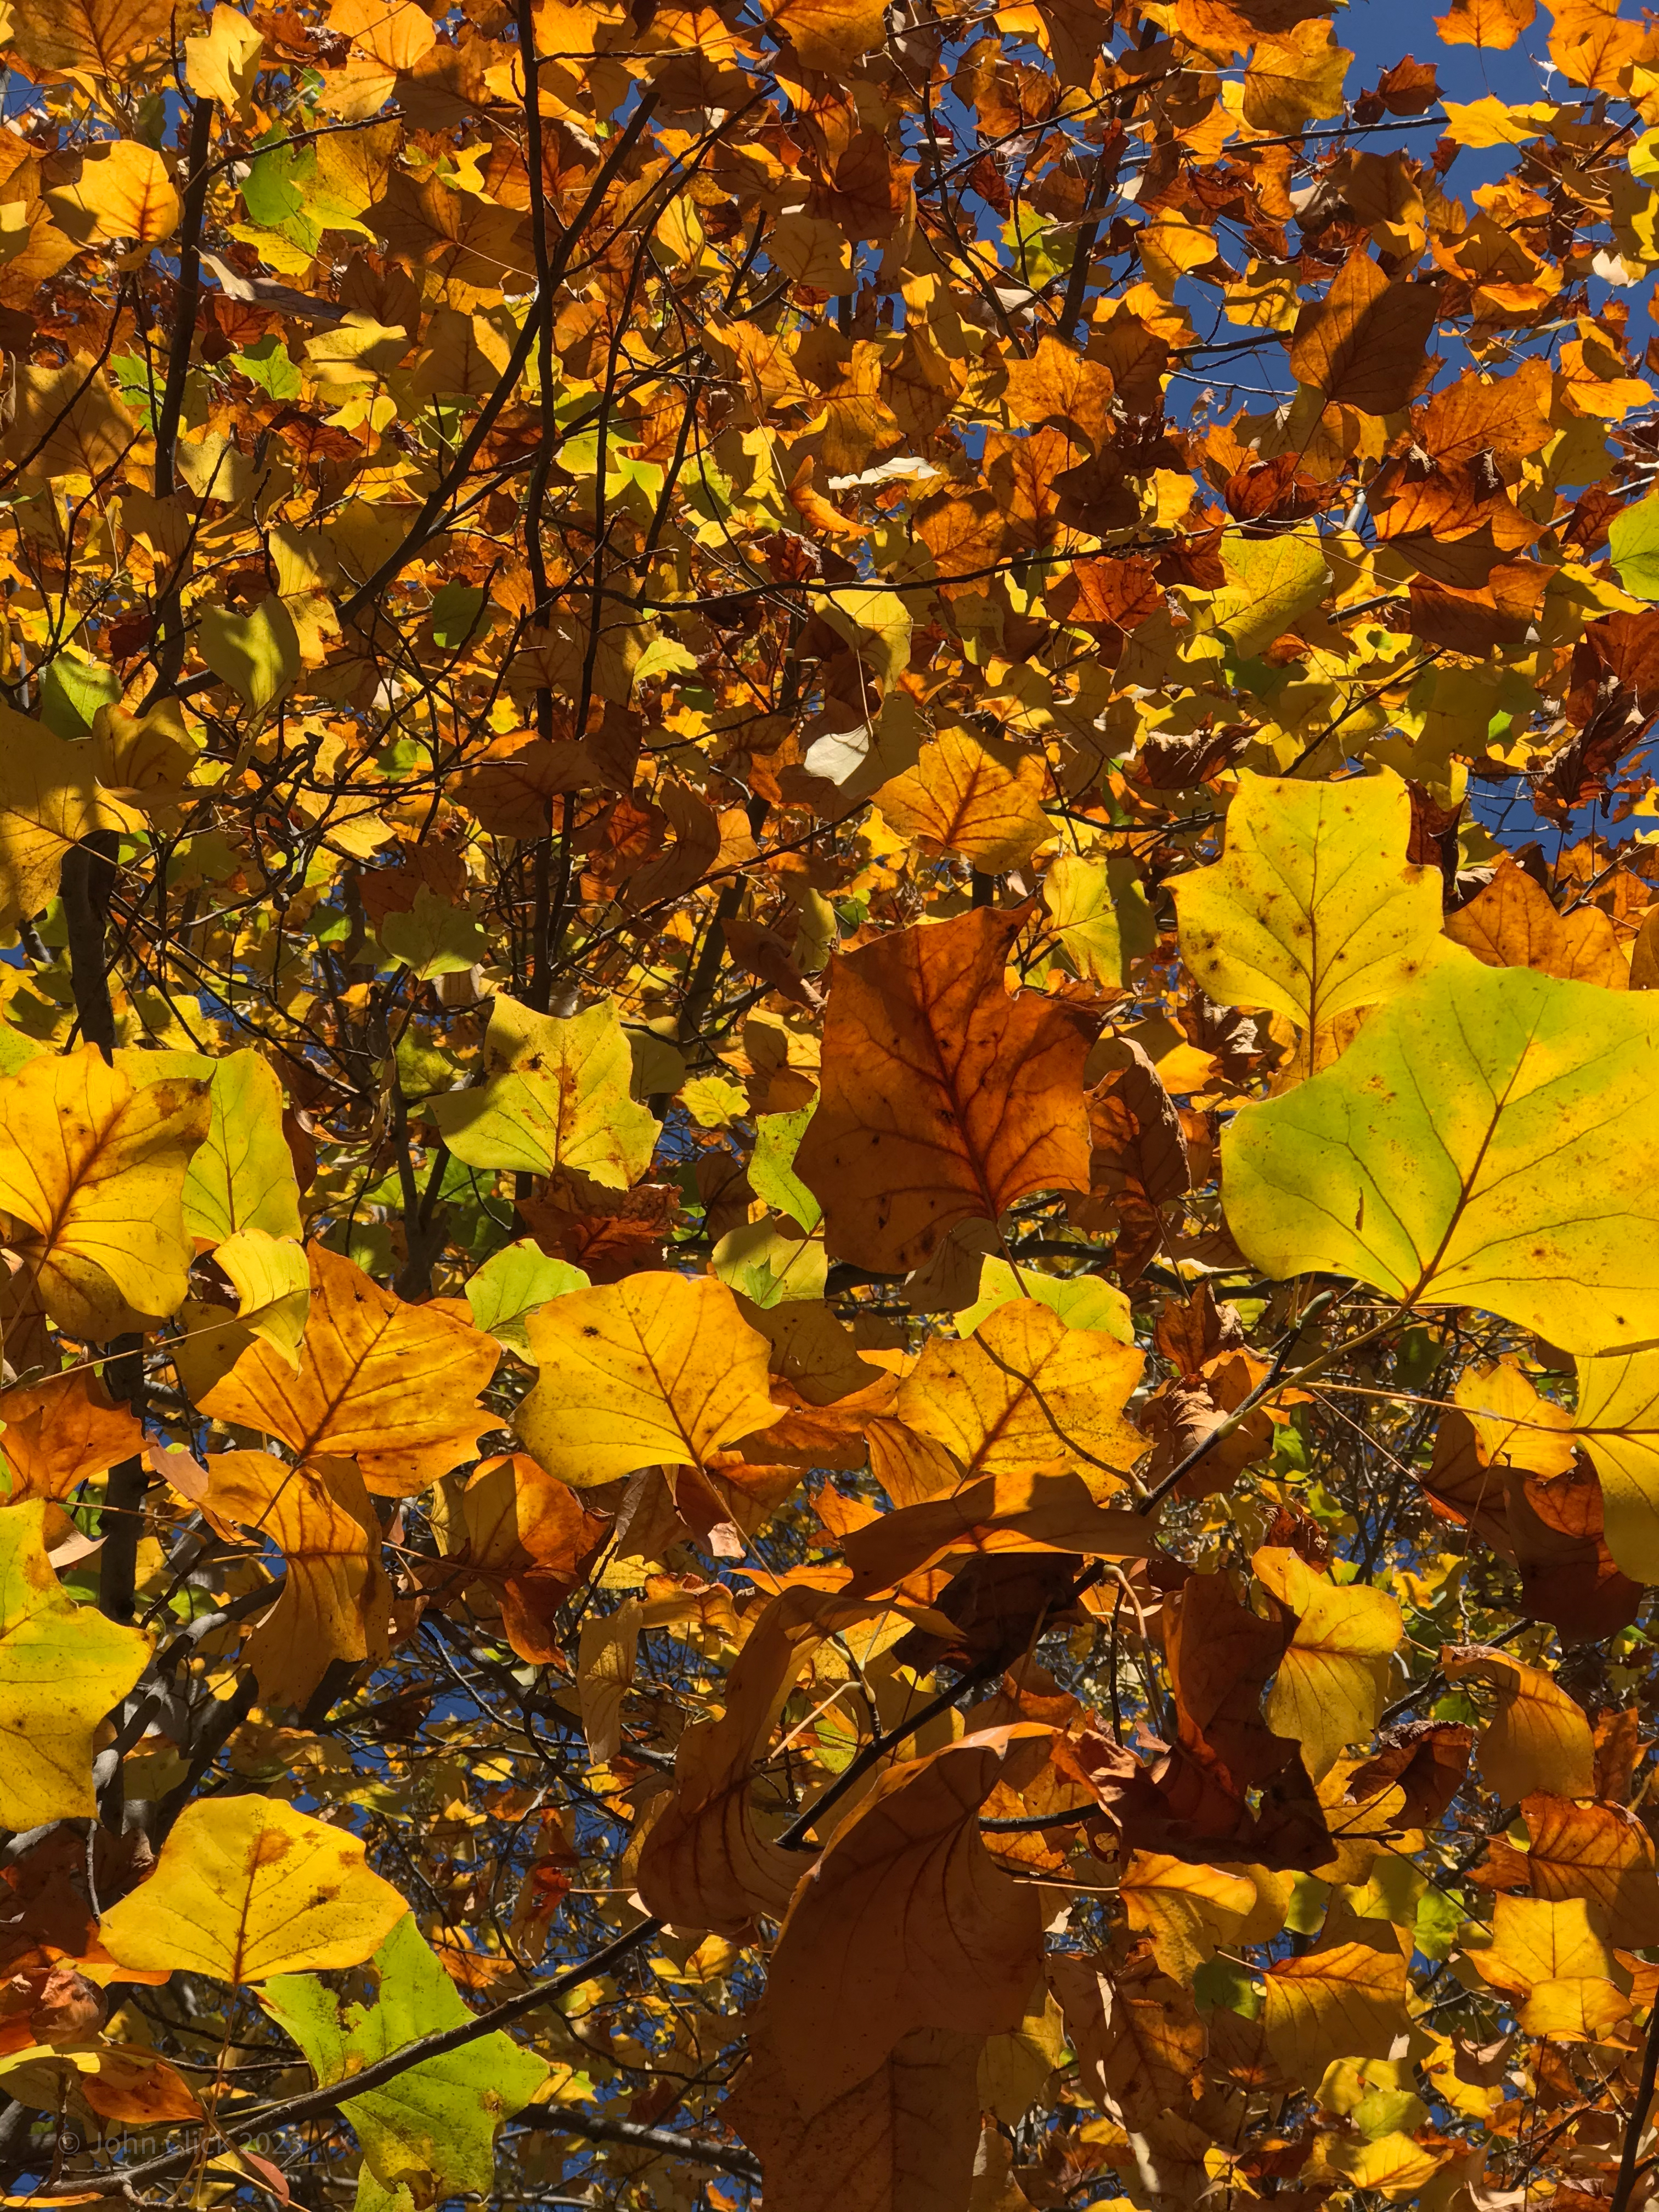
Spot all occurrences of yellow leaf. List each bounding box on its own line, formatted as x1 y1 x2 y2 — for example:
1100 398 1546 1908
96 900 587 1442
1238 21 1352 132
1119 1854 1255 1981
809 588 912 685
98 1795 408 1983
760 0 884 71
44 141 179 248
1467 1894 1630 2040
5 359 137 483
176 1244 498 1497
1441 96 1559 149
1255 1547 1403 1779
1569 1347 1659 1579
1262 1917 1412 2084
0 1045 209 1339
876 730 1051 875
427 993 659 1188
0 701 129 924
1442 1647 1595 1799
0 1499 148 1829
1316 2132 1448 2197
895 1300 1143 1487
577 1598 641 1765
213 1228 311 1368
1222 962 1659 1356
1452 1358 1576 1479
1172 769 1463 1039
516 1273 782 1489
1207 530 1331 659
411 308 512 399
184 5 262 109
201 1453 391 1707
1043 853 1156 990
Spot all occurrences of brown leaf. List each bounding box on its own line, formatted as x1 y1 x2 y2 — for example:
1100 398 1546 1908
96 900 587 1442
763 1727 1049 2113
796 908 1096 1273
1288 250 1440 415
1072 1036 1189 1281
638 1583 872 1933
729 2019 985 2212
1347 1722 1474 1829
1049 1952 1205 2125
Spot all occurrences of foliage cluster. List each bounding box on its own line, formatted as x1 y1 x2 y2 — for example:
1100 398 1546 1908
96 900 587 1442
12 0 1659 2210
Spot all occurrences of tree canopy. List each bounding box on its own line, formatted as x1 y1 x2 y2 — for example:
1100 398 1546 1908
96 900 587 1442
9 2 1659 2211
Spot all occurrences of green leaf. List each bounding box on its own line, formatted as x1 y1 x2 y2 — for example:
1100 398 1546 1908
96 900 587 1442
198 595 301 715
1611 493 1659 600
465 1238 589 1359
261 1916 548 2211
38 651 120 739
241 139 322 253
378 887 488 979
122 1047 302 1243
1221 960 1659 1356
749 1103 820 1232
232 334 302 400
428 582 494 651
428 994 659 1187
1209 528 1331 659
1042 852 1155 989
711 1216 827 1307
955 1257 1132 1343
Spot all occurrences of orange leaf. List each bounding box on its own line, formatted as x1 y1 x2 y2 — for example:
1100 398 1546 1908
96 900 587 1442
637 1583 875 1934
177 1244 499 1496
0 1372 142 1505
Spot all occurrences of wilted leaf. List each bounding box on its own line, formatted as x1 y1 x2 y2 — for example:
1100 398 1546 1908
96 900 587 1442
763 1729 1048 2113
0 1370 142 1505
1289 250 1440 415
729 2019 984 2212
